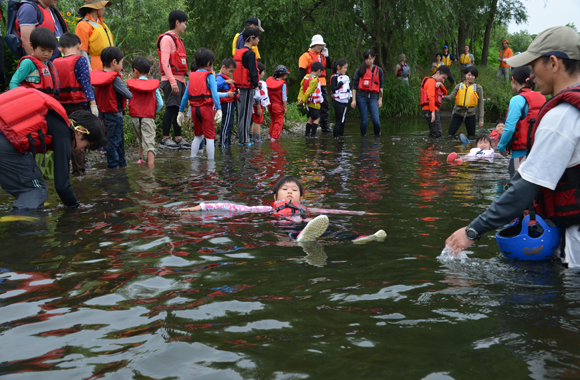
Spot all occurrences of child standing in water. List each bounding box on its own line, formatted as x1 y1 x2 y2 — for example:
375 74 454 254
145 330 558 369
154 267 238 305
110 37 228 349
180 176 386 243
251 62 269 142
330 59 351 138
298 62 325 137
266 65 289 142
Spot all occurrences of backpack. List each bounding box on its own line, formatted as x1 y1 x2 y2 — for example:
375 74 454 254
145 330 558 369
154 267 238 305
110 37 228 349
4 0 42 58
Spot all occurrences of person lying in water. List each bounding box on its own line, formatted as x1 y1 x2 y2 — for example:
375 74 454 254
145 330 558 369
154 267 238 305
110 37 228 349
179 175 386 244
447 134 496 164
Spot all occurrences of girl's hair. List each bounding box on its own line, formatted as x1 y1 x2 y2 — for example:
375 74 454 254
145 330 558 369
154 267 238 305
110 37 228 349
273 176 304 198
190 61 197 72
332 58 348 74
464 66 478 78
512 66 535 90
435 53 442 60
69 110 108 150
475 134 492 146
195 48 215 68
495 118 506 126
357 49 376 78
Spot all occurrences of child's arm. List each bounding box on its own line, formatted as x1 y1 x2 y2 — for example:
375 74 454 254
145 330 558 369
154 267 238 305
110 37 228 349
73 56 98 114
207 74 221 110
178 81 189 112
113 77 133 99
282 83 288 112
180 202 273 213
477 85 484 126
155 88 164 113
9 59 36 89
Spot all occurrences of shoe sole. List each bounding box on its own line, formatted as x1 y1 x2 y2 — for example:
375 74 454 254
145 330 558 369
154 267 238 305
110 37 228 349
297 215 329 242
352 229 387 244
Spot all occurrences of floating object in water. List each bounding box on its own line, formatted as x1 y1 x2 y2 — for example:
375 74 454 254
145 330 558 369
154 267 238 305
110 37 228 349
352 230 387 244
446 152 463 165
459 133 470 144
296 215 329 242
496 214 561 261
0 215 38 222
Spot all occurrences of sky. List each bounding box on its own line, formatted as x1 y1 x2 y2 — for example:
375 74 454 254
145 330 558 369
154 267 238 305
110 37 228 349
508 0 580 34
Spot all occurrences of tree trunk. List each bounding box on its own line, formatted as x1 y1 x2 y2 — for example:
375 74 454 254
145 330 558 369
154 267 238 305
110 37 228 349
481 0 499 66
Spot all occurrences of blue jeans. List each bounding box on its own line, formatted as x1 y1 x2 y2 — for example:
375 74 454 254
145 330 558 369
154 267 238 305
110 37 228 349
357 96 381 136
104 113 126 169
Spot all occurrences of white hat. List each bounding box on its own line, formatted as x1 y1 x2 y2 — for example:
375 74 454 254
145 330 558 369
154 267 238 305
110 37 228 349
310 34 326 47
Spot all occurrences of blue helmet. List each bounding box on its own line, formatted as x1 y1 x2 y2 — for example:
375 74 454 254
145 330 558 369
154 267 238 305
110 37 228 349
496 214 561 261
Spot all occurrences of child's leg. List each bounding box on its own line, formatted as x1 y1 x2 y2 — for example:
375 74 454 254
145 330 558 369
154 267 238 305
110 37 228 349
104 113 124 169
305 115 313 137
352 230 387 244
141 118 157 165
200 105 217 160
190 136 204 157
206 138 215 160
270 104 285 139
237 88 254 144
220 102 234 147
147 151 155 165
311 114 321 137
297 215 329 242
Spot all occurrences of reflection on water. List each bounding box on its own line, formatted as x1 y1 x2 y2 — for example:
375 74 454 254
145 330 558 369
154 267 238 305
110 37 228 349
1 118 580 379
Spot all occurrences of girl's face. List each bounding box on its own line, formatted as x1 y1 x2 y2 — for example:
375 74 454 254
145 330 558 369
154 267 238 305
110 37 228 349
275 181 303 203
97 7 106 17
495 123 505 134
365 55 375 68
338 63 348 75
465 72 475 84
510 77 519 93
477 140 491 150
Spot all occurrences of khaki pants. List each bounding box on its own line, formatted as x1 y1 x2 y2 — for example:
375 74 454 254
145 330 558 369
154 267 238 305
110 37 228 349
131 117 157 157
497 67 510 82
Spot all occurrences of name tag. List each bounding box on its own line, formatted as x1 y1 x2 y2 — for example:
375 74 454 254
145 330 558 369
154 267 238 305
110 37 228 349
181 59 186 64
42 68 50 77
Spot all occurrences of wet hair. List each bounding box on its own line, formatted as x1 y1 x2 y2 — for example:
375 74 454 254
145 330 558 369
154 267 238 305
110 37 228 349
512 66 535 90
69 110 108 150
58 32 81 48
243 27 261 42
195 48 215 68
257 62 265 75
495 118 506 126
169 10 188 29
132 56 151 75
30 27 57 50
435 53 442 60
273 176 304 198
101 46 124 68
311 62 324 73
476 134 492 146
221 57 236 69
464 66 478 78
332 58 348 74
541 56 580 76
435 65 451 77
357 49 376 78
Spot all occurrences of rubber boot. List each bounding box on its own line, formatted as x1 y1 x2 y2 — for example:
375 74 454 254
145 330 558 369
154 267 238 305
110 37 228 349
311 123 319 137
305 123 312 137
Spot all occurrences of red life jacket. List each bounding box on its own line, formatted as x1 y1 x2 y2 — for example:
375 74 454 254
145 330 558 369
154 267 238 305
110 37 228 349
358 65 380 93
420 76 443 108
126 79 160 118
156 32 188 76
91 70 121 113
528 85 580 226
507 88 546 151
306 50 327 78
215 73 238 103
52 55 87 104
0 87 69 155
15 1 68 38
266 77 285 105
188 70 213 107
17 55 60 98
272 200 307 215
233 47 257 89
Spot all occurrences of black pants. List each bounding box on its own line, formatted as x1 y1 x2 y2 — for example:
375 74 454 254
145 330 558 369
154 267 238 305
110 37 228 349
333 104 348 137
320 86 330 129
447 113 476 137
0 38 5 92
423 110 442 138
0 135 48 209
162 106 181 137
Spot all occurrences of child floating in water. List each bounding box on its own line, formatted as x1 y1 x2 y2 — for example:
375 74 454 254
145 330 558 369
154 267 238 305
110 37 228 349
179 175 386 244
489 118 505 142
447 134 495 164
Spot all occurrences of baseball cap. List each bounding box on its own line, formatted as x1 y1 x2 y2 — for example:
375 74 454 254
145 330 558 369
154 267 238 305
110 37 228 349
506 26 580 67
245 17 264 32
443 45 449 49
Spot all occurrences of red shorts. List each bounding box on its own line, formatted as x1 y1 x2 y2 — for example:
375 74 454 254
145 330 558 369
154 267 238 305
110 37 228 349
191 105 215 139
252 105 264 124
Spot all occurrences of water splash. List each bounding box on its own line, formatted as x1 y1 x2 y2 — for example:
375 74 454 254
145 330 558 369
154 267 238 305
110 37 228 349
438 246 473 263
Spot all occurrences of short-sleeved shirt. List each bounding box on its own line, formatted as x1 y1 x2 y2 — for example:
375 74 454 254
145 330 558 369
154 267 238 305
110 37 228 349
499 48 514 68
16 3 65 61
299 50 327 86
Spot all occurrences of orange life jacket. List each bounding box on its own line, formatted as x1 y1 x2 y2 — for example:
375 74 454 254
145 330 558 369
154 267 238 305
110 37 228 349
90 70 121 113
215 73 238 103
52 55 87 104
233 47 257 89
127 79 160 119
0 87 69 155
272 200 307 215
266 77 286 105
507 88 546 151
17 55 60 99
156 32 188 76
358 65 380 93
188 70 214 107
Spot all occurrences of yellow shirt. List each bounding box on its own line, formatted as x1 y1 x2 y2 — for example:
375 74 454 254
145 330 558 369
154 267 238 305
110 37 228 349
298 74 321 109
232 33 261 59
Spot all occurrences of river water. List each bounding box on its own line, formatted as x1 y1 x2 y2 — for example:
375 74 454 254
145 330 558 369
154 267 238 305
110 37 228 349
1 118 579 379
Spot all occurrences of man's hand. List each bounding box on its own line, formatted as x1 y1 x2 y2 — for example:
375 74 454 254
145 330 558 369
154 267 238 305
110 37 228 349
445 227 476 255
479 121 484 127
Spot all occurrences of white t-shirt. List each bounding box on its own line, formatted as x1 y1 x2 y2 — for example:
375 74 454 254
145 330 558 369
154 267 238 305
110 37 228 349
466 147 494 158
519 102 580 267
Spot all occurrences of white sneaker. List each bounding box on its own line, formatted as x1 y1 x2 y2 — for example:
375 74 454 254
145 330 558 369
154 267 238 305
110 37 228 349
352 229 387 244
296 215 329 242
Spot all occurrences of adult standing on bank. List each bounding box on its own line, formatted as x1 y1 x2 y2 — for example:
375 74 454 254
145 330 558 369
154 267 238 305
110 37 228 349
299 35 333 133
445 26 580 267
16 0 68 61
395 54 410 85
232 17 263 60
75 0 113 70
157 10 191 150
459 45 475 79
351 49 384 136
497 39 513 82
441 45 457 86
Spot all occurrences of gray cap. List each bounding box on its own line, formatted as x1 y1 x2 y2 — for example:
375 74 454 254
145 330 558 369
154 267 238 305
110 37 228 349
506 26 580 67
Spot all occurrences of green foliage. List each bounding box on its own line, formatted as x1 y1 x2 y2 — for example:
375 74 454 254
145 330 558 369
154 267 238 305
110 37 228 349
380 77 421 117
506 29 534 54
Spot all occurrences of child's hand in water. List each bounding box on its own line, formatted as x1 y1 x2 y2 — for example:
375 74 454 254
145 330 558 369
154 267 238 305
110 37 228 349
179 205 202 212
